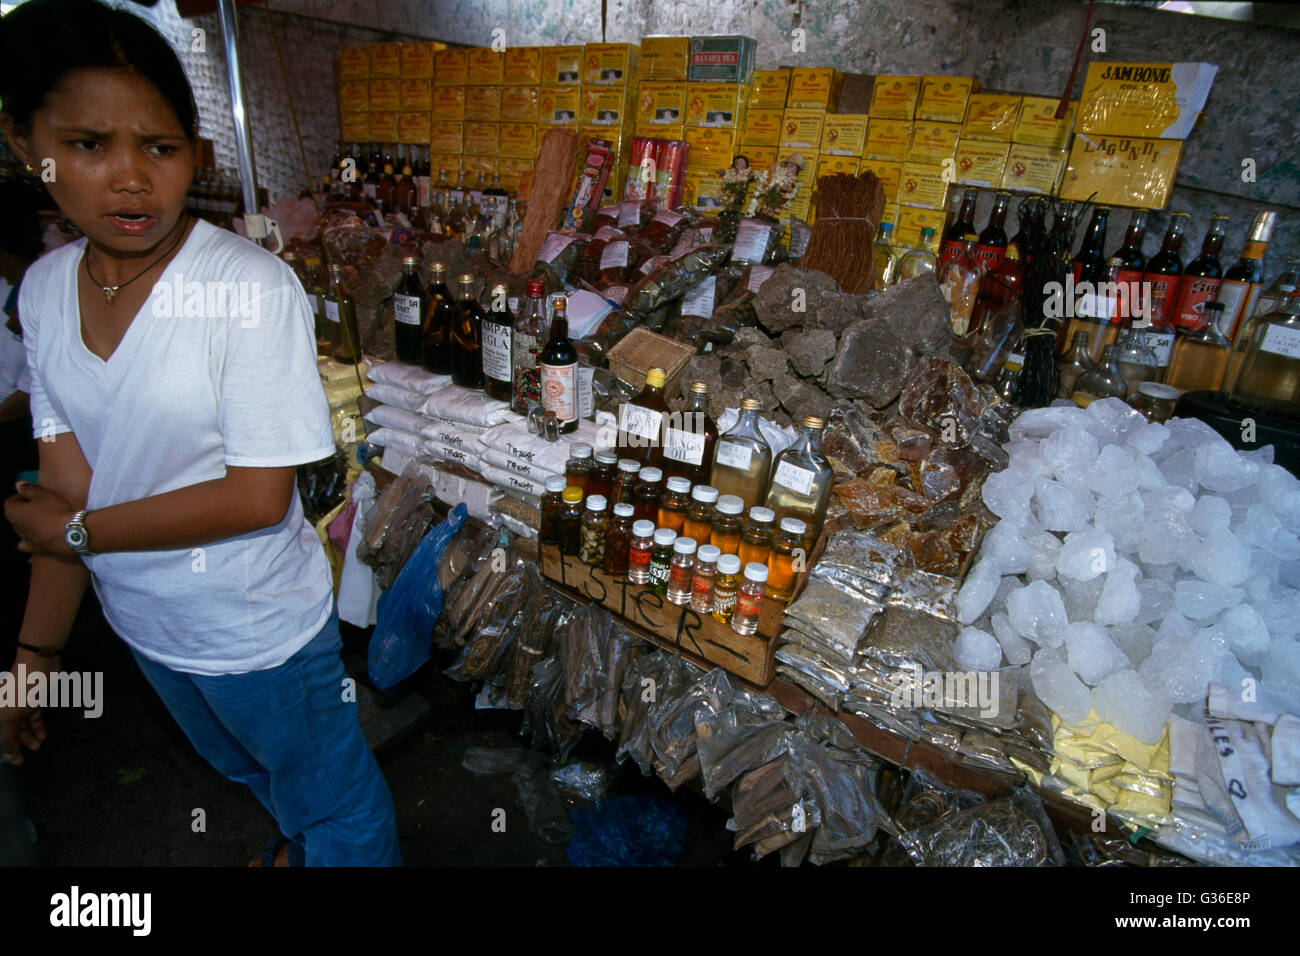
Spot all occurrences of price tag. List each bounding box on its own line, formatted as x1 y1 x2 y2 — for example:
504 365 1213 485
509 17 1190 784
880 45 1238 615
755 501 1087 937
394 293 422 326
597 204 619 220
579 365 595 419
600 240 630 270
619 403 663 442
772 460 815 496
732 219 771 264
715 440 752 471
1261 323 1300 359
663 428 705 465
594 225 624 242
640 255 667 275
538 232 575 263
680 275 716 319
747 265 774 293
653 208 684 227
618 201 642 228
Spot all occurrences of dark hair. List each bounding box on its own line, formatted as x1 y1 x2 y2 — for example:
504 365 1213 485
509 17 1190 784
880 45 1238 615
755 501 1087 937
0 0 197 139
0 180 47 263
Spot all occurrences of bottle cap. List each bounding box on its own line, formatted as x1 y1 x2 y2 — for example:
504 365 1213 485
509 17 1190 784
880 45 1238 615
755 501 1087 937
674 537 697 555
551 295 568 311
638 467 662 483
613 503 635 518
879 222 893 232
1004 243 1020 260
617 458 640 473
921 227 935 238
801 415 825 430
716 495 744 516
963 233 978 242
691 485 719 504
689 381 710 394
697 544 721 563
743 562 769 583
740 398 762 411
490 282 508 295
779 517 807 535
570 442 593 459
748 506 775 523
562 487 583 503
459 273 475 285
717 554 742 575
595 450 618 464
1138 382 1180 400
1204 302 1225 315
431 262 446 274
666 477 691 493
283 251 298 261
585 495 607 511
526 278 546 296
653 528 678 547
632 520 655 537
545 476 567 493
645 368 667 388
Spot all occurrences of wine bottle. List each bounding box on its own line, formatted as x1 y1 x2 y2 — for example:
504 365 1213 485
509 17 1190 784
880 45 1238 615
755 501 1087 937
450 273 484 389
393 255 425 364
539 296 579 433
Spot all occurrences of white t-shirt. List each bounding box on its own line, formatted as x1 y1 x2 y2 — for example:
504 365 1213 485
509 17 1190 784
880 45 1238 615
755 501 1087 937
21 219 337 676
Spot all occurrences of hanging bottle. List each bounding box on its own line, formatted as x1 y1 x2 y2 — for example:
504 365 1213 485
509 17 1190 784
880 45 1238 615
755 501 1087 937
1170 214 1228 333
711 399 773 511
450 273 485 389
763 415 833 545
393 255 425 364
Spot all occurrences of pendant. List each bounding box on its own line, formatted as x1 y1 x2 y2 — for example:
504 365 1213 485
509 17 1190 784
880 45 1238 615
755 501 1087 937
103 286 119 304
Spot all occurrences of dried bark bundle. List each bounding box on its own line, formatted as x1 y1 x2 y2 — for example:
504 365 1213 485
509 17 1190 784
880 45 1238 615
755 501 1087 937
800 172 885 295
509 128 580 273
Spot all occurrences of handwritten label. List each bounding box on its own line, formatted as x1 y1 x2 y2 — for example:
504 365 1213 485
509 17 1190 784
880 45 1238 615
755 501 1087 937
772 460 816 496
618 201 641 228
680 275 716 318
663 427 705 465
600 240 630 270
1260 323 1300 359
747 265 774 292
732 219 771 264
715 440 752 471
1135 329 1175 366
537 232 575 263
619 403 663 442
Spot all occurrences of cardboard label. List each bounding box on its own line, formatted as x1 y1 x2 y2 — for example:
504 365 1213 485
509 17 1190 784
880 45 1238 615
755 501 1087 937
918 75 974 123
962 94 1021 142
864 118 912 163
540 87 581 126
1014 96 1077 149
584 42 639 86
820 115 869 156
779 109 825 149
898 162 949 208
399 78 432 112
1002 143 1066 195
1059 134 1180 208
870 75 921 119
431 86 466 120
748 69 790 109
636 83 687 124
953 141 1009 188
433 49 468 86
465 86 502 121
503 47 541 85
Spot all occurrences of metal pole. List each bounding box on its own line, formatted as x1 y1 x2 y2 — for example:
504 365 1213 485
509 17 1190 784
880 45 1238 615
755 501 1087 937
216 0 262 240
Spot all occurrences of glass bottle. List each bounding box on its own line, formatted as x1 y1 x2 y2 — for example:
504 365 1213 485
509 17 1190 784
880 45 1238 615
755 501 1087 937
938 187 978 269
602 502 635 577
763 415 833 544
480 281 514 401
1070 344 1128 407
579 495 609 566
633 467 663 524
738 506 776 569
450 273 485 389
1131 382 1179 424
1109 208 1149 325
362 147 380 205
445 171 468 235
539 475 566 546
611 458 640 508
1251 258 1299 321
766 517 806 602
1063 257 1123 363
1113 326 1159 398
539 296 579 433
711 554 742 624
1072 205 1110 284
647 528 677 596
873 221 899 291
974 191 1011 270
662 382 718 487
1225 289 1300 393
657 477 691 534
1227 289 1300 413
968 243 1023 343
588 451 617 502
627 520 655 585
1056 330 1094 399
619 367 670 469
565 442 593 495
666 537 698 606
432 169 452 219
1142 211 1190 330
1166 304 1232 393
422 262 455 375
511 278 548 414
393 255 425 364
898 227 938 280
711 398 772 510
394 148 417 219
378 149 397 215
690 544 721 615
1215 211 1277 344
1171 214 1228 333
1009 196 1047 267
711 495 745 556
558 487 583 555
731 562 769 636
683 485 718 546
939 233 984 336
324 263 361 364
967 276 1024 384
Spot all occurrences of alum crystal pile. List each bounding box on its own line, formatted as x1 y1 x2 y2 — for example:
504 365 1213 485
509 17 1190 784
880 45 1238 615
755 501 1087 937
957 398 1300 745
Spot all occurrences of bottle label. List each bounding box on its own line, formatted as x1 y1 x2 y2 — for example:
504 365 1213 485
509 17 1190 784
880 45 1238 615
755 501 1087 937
772 460 816 496
664 427 705 465
619 402 663 445
735 590 763 620
394 293 422 326
325 298 341 323
1214 280 1252 337
1115 268 1144 321
713 589 736 617
667 564 693 592
362 183 377 200
937 239 965 270
1260 324 1300 359
600 240 630 270
579 365 595 420
416 177 431 208
540 361 577 423
1144 274 1180 328
680 275 716 318
630 546 652 568
1133 329 1175 366
511 332 541 411
538 233 575 263
1171 275 1221 331
715 441 753 471
649 560 671 587
594 225 624 242
973 244 1004 269
482 322 512 381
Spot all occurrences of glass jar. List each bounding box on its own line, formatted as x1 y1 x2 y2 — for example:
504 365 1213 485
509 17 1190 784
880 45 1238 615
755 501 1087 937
633 466 663 524
1130 382 1179 424
1113 327 1159 397
602 502 635 576
666 537 697 606
711 495 745 556
611 458 640 508
565 442 593 495
683 485 719 545
731 562 769 636
648 528 677 596
738 506 776 568
690 544 721 614
588 450 618 501
539 475 567 545
1166 301 1231 393
628 520 655 584
1056 330 1094 399
657 476 691 533
711 554 742 624
766 517 806 602
558 487 584 556
1070 344 1128 407
579 495 608 566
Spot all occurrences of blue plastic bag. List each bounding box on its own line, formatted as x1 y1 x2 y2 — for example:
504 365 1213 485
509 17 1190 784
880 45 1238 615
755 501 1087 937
566 795 687 867
368 503 467 689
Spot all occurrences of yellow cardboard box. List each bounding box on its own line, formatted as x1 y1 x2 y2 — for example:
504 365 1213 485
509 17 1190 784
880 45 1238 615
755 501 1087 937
461 154 497 177
882 202 900 229
633 120 685 141
400 42 435 79
1002 143 1067 195
466 86 502 121
741 109 783 147
463 121 499 155
953 140 1010 188
368 111 398 142
870 75 921 119
897 206 945 251
368 78 400 112
429 121 464 154
369 43 401 79
635 83 687 126
681 169 722 212
583 43 640 86
748 69 790 109
685 83 748 128
917 76 975 123
780 109 825 150
820 115 869 156
498 157 534 192
339 46 370 80
1076 61 1217 139
399 78 432 112
540 45 582 85
431 86 466 120
963 93 1021 142
641 36 690 81
500 86 540 123
430 153 461 177
338 79 369 113
467 48 506 85
788 68 843 111
898 162 949 209
1059 134 1181 207
539 87 581 126
433 50 468 86
907 121 961 165
859 159 902 203
340 111 369 142
745 146 778 171
498 122 538 159
398 112 430 145
503 47 541 85
863 118 912 163
1015 96 1076 150
816 153 859 182
581 85 636 127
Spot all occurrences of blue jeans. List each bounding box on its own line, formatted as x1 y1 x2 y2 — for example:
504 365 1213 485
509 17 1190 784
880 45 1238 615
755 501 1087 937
130 605 402 866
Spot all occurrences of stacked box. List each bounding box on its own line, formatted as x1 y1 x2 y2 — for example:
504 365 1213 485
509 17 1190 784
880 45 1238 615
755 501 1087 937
906 121 960 166
370 43 401 79
500 86 540 123
741 109 783 147
465 86 502 121
541 45 583 85
467 48 505 85
498 122 538 159
368 77 400 112
859 158 902 204
1015 96 1076 150
399 42 435 79
897 162 949 210
503 47 541 85
819 114 868 156
685 83 748 129
582 84 637 128
400 78 432 112
748 69 790 109
635 82 687 130
962 93 1021 142
953 140 1009 188
539 86 581 127
584 43 639 85
897 206 945 252
340 46 371 80
917 76 974 123
431 86 466 120
368 111 397 143
687 35 755 83
788 68 842 111
641 36 690 80
1059 135 1182 207
398 111 430 145
779 109 824 151
434 49 468 86
463 121 499 156
869 75 920 119
863 118 911 163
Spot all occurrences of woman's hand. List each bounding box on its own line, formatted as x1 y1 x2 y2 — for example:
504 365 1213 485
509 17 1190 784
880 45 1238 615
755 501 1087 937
1 649 57 765
4 481 75 556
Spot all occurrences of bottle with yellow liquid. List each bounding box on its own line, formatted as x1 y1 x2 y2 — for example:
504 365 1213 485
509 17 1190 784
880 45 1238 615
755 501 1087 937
763 415 833 546
711 398 772 510
1165 302 1231 392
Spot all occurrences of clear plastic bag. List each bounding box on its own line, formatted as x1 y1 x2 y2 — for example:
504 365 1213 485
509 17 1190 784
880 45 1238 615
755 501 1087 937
520 654 586 762
648 667 737 789
445 563 534 681
460 747 573 844
357 466 437 589
616 651 698 776
897 790 1061 867
783 576 883 654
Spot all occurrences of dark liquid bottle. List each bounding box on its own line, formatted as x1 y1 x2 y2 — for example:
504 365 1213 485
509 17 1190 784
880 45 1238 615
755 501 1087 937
394 148 417 219
362 145 381 206
378 145 397 215
393 254 425 364
539 296 579 434
939 187 979 270
1143 211 1190 330
481 281 514 402
1109 208 1149 323
974 191 1010 269
618 367 671 469
663 381 719 487
1171 214 1227 333
1073 205 1110 284
422 262 454 374
450 273 485 389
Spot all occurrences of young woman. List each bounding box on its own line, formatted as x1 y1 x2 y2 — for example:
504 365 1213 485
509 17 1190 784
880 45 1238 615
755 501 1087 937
0 0 400 866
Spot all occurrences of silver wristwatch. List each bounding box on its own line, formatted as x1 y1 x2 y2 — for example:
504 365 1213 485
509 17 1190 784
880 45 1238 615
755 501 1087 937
64 509 93 556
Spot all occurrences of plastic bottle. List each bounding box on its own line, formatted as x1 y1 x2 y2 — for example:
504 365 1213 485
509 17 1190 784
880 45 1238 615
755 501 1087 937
666 537 698 606
731 563 768 636
690 544 721 614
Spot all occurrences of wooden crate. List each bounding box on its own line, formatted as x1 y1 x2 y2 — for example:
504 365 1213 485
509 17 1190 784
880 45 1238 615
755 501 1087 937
606 328 697 398
539 543 784 686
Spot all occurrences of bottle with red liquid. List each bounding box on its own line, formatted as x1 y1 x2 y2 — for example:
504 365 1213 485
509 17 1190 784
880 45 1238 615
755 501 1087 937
378 146 397 215
1073 205 1110 284
968 243 1024 343
1142 211 1190 330
1109 209 1149 323
974 191 1011 270
938 187 979 270
1170 214 1227 333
